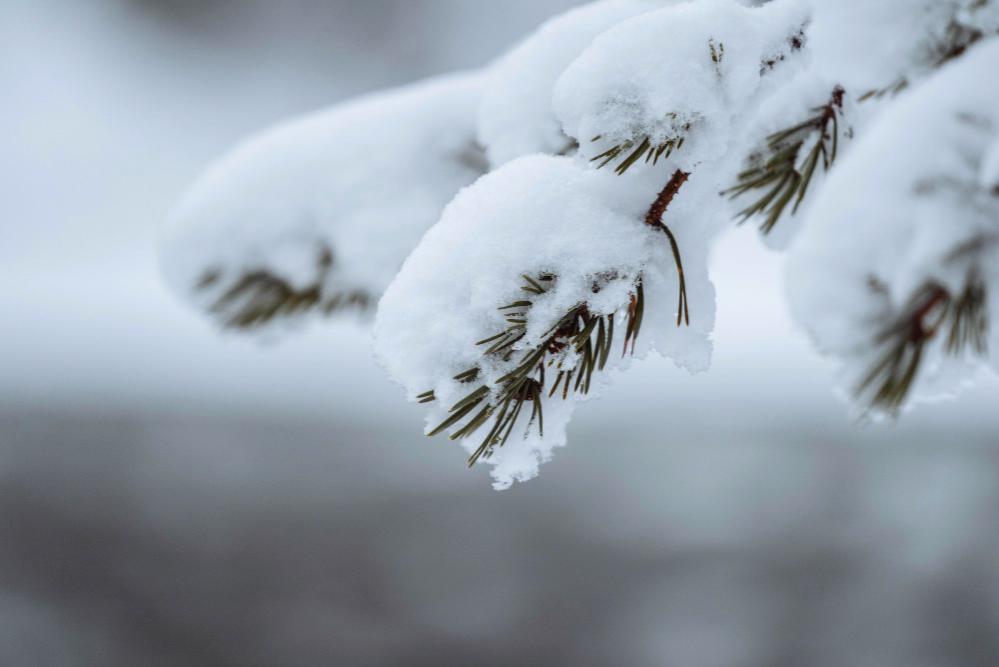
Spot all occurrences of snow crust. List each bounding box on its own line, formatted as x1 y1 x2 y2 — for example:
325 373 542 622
786 39 999 412
160 72 485 331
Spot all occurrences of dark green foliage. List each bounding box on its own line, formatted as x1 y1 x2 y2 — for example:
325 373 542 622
590 117 690 175
857 276 989 414
931 16 989 68
197 248 369 330
657 222 690 328
205 272 369 330
709 38 725 67
709 38 726 79
419 168 694 468
945 277 989 356
857 79 909 103
724 87 845 234
420 274 644 466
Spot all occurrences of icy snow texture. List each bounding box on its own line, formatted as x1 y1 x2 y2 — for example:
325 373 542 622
374 155 717 489
160 72 485 332
554 0 811 170
786 39 999 412
477 0 674 167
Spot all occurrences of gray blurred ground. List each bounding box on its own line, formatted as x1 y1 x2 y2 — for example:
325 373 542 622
3 411 999 666
3 1 999 665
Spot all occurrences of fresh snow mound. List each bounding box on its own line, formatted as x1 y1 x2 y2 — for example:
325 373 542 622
160 71 486 333
477 0 675 167
554 0 810 170
374 155 715 489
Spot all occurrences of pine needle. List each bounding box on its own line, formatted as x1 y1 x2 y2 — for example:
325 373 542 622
590 115 690 175
857 277 989 414
421 274 644 464
724 87 845 234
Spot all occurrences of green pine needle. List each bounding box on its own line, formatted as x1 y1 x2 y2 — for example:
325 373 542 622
203 272 368 330
590 114 690 175
421 274 646 466
857 277 989 414
858 79 909 102
196 248 368 330
724 87 845 234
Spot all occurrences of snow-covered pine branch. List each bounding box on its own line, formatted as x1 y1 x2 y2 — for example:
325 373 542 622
160 72 485 332
162 0 999 489
787 38 999 416
726 0 999 248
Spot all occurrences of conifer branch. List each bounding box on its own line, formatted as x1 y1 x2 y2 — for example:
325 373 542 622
197 249 370 329
724 87 845 234
857 275 989 413
419 169 692 467
857 79 908 103
420 274 642 466
933 19 987 69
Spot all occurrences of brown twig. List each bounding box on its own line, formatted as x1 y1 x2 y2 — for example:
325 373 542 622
645 169 689 228
907 286 949 343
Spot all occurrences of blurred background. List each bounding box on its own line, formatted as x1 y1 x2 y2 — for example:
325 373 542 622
3 1 999 665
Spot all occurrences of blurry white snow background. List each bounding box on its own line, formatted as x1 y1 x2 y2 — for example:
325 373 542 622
2 1 999 665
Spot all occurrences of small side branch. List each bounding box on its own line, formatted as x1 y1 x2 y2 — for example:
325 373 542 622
645 169 689 228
